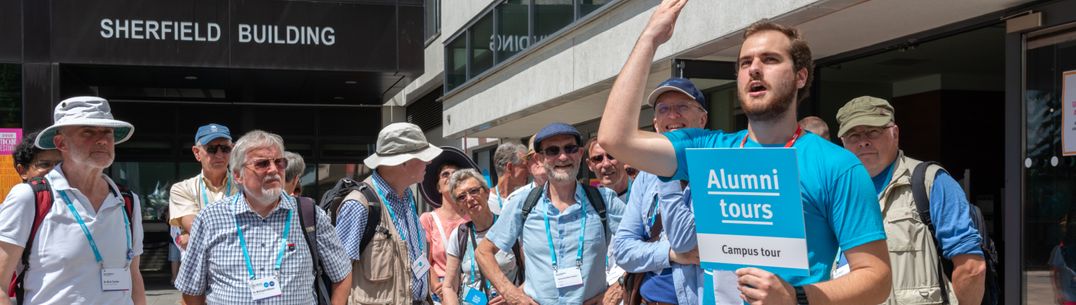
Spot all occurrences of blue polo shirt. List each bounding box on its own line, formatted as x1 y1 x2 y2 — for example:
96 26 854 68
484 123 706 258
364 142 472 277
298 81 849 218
485 182 625 305
661 128 886 286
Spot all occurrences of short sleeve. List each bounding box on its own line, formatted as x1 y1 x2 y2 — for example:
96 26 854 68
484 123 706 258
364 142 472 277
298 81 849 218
659 128 726 181
315 206 353 282
445 227 461 258
175 210 211 295
334 199 369 260
169 180 199 227
0 184 36 247
829 165 887 251
486 192 526 252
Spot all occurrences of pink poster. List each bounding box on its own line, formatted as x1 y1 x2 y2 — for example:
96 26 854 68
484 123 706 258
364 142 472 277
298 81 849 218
0 128 22 155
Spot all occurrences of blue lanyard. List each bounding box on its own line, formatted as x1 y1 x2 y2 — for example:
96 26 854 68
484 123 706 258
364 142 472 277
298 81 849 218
542 188 587 270
233 194 293 280
624 178 633 202
372 181 425 254
200 174 232 206
648 194 660 227
58 190 133 267
465 223 494 292
493 186 503 209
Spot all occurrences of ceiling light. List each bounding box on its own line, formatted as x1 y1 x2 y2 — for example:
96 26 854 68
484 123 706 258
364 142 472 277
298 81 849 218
333 96 344 100
184 76 198 80
344 80 358 85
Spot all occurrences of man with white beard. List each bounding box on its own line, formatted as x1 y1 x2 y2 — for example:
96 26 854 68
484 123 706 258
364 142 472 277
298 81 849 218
476 122 626 305
176 130 352 305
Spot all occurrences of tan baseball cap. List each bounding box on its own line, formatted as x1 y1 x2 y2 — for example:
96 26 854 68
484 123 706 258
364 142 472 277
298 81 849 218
835 96 895 137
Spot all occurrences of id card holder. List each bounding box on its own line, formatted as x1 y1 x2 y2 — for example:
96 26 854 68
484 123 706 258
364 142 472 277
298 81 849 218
553 267 584 288
248 276 283 301
412 254 431 278
463 287 489 305
100 268 132 291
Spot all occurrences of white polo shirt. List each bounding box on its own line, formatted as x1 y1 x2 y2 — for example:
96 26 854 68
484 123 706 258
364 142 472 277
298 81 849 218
0 166 144 305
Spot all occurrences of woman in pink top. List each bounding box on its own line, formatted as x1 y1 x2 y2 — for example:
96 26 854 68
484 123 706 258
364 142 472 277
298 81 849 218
419 147 479 303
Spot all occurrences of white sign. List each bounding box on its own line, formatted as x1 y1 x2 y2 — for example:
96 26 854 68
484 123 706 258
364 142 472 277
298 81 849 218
1064 70 1076 156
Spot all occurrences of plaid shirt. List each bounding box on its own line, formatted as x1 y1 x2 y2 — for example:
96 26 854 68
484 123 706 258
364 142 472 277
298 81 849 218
176 193 351 304
335 171 428 300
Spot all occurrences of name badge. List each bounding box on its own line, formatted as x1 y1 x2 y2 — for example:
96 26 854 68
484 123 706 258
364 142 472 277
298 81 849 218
463 287 488 305
554 267 584 288
412 254 431 279
100 268 131 291
249 276 283 301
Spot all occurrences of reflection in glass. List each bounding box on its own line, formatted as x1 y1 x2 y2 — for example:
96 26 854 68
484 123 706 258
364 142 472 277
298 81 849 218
579 0 611 17
495 0 530 62
109 162 176 222
534 0 573 44
471 14 494 78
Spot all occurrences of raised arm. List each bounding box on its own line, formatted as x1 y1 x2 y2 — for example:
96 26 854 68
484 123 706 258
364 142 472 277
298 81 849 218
598 0 687 177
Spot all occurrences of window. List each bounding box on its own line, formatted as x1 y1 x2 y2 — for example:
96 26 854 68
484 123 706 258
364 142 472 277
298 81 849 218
446 35 468 90
579 0 612 17
0 64 20 128
470 15 494 77
424 0 441 43
534 0 573 44
495 0 530 62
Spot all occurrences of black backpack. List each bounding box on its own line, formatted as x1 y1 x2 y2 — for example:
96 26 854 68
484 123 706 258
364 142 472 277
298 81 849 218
318 177 382 253
911 162 999 305
520 184 609 237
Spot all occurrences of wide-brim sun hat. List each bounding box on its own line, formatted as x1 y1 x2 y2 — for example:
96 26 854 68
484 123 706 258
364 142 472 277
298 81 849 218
35 96 135 149
419 146 480 207
363 122 443 169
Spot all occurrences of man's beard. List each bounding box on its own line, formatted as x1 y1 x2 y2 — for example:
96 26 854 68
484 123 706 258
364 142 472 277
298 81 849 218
739 78 797 122
544 162 579 183
248 174 283 204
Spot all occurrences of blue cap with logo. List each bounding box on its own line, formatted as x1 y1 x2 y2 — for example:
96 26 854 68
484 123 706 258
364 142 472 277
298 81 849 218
195 123 231 145
532 122 582 151
646 78 708 111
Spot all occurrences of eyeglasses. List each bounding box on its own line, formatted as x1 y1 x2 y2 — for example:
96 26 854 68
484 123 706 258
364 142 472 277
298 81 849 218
204 144 233 154
841 125 894 144
245 157 288 172
541 144 580 157
454 186 485 203
589 153 615 163
655 103 704 115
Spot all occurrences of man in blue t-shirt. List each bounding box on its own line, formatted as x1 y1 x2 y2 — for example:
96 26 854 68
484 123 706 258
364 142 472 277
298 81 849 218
836 96 986 305
596 1 892 304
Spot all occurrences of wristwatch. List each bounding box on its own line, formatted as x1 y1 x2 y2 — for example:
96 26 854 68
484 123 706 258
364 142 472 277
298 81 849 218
794 285 809 305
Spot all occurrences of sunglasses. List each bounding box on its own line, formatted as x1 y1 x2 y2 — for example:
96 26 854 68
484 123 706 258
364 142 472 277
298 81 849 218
588 153 615 163
246 157 288 172
204 144 233 154
454 186 485 203
541 144 580 157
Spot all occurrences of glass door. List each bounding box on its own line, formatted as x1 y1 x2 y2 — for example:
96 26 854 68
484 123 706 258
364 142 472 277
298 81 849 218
1023 21 1076 305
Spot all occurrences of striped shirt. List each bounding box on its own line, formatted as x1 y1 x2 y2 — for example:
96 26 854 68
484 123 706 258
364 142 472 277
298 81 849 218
175 193 351 304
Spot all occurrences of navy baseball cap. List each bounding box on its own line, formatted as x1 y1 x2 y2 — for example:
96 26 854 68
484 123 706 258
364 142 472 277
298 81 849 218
533 123 582 151
195 123 232 145
646 78 708 111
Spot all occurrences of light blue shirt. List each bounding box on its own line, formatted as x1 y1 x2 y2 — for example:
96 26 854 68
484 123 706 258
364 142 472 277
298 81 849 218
486 182 626 305
663 128 886 286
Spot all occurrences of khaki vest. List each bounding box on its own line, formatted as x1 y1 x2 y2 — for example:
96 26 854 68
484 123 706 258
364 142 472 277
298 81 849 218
345 177 424 305
877 152 959 305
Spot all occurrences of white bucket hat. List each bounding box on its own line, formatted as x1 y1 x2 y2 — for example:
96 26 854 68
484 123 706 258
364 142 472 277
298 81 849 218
363 122 442 169
34 96 135 149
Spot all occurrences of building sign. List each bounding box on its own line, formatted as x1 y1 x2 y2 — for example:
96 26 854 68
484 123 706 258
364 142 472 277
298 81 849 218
0 129 23 201
49 0 422 71
0 129 20 155
1064 70 1076 156
685 148 809 304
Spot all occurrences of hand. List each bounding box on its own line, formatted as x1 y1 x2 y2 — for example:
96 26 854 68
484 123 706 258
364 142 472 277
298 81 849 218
432 280 443 297
641 0 689 45
502 287 538 305
602 283 625 305
0 295 11 305
670 247 700 265
489 295 507 305
178 233 190 250
735 268 795 305
583 290 606 305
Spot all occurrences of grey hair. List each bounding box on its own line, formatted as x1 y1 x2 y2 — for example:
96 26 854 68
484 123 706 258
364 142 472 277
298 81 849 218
493 143 526 175
283 151 306 182
229 130 286 175
447 168 488 202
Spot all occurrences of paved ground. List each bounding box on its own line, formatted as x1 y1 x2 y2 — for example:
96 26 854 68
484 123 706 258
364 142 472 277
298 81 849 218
144 271 181 305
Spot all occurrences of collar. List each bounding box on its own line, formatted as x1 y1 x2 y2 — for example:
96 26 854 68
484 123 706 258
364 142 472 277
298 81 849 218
200 171 230 190
232 192 295 216
539 181 589 214
47 163 121 197
371 170 411 201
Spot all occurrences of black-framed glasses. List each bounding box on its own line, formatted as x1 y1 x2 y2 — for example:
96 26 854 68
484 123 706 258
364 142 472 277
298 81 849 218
454 186 485 203
589 153 615 163
204 144 233 154
246 157 287 172
841 125 894 144
541 144 580 157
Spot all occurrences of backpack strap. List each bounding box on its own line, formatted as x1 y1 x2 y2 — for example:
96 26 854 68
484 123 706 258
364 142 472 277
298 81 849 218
511 241 525 285
911 161 950 305
520 186 544 219
115 184 136 237
296 196 331 305
581 184 609 237
355 182 383 254
456 222 472 275
12 177 53 303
